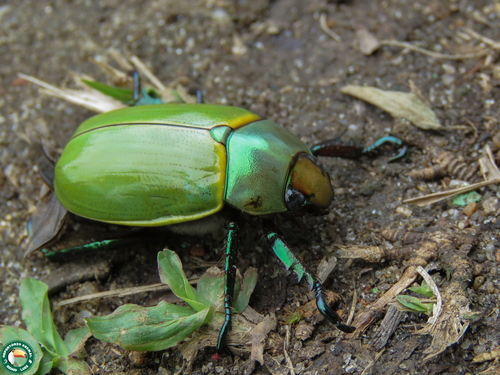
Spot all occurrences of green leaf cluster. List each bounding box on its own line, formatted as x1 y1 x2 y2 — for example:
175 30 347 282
0 279 91 375
85 249 257 351
395 280 436 316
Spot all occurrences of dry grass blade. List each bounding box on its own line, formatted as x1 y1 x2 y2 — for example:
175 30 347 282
54 279 199 307
18 73 126 113
403 179 500 206
340 85 441 130
90 57 129 82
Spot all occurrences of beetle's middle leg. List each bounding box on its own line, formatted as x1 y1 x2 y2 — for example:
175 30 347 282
263 219 355 333
216 220 239 352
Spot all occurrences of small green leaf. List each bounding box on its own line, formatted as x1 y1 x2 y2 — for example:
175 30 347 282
66 357 92 375
158 249 210 311
233 268 258 313
81 79 134 104
0 326 43 375
284 311 302 325
462 311 482 320
54 356 68 374
196 267 225 308
396 295 434 315
64 326 91 358
408 280 435 298
19 279 69 359
452 191 481 206
86 302 211 351
33 349 54 375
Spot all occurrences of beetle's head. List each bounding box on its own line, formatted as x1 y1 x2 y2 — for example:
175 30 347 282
285 153 334 214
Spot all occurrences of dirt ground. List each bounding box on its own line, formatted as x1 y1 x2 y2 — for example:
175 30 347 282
1 0 500 374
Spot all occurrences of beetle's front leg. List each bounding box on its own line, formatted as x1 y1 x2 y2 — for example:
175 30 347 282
311 136 406 162
263 220 355 333
216 220 239 352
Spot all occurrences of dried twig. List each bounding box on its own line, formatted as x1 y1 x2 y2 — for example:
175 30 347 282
320 13 342 42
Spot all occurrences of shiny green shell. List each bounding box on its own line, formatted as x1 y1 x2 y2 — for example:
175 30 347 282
54 103 311 226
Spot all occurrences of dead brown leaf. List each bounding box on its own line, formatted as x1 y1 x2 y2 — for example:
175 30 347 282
341 85 442 130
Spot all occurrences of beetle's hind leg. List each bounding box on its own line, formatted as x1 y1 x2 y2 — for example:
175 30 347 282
216 220 239 352
263 219 355 333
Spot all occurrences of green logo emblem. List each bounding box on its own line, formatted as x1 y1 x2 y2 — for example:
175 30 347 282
1 341 35 374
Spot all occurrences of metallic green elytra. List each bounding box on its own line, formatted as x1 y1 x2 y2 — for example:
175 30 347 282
54 103 334 227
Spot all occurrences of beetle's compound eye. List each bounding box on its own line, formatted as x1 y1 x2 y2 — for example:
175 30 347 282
288 153 334 210
285 187 306 212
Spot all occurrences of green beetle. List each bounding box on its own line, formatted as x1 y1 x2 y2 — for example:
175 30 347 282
31 81 405 351
23 63 407 353
51 101 360 351
55 103 334 227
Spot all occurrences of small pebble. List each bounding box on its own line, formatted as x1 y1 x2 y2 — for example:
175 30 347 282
211 8 231 26
473 276 485 291
463 202 478 218
441 74 455 86
457 220 469 230
485 281 496 294
473 264 483 276
461 339 472 350
482 197 499 215
396 206 413 217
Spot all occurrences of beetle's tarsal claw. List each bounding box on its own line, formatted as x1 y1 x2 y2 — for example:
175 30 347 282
216 319 231 353
389 145 408 162
314 282 355 333
362 136 406 163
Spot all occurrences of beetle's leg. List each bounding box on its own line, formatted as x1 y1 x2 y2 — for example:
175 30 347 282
311 136 406 162
196 89 203 104
128 70 163 106
41 238 138 259
362 136 407 162
130 70 142 104
263 220 355 333
217 220 239 352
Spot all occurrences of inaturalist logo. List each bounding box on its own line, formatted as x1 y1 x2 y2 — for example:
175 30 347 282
1 341 35 374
